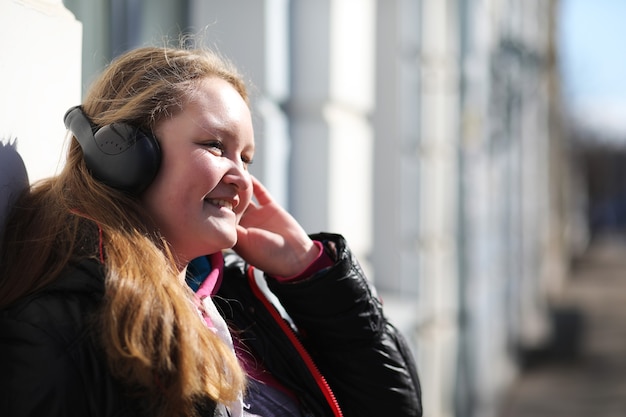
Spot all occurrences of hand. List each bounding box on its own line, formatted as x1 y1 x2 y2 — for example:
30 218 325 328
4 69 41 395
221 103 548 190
234 176 319 277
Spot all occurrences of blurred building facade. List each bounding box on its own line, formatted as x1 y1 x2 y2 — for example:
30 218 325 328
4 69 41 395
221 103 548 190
2 1 575 417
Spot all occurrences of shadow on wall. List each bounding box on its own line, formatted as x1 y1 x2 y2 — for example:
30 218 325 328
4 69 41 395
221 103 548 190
517 306 585 370
0 139 29 241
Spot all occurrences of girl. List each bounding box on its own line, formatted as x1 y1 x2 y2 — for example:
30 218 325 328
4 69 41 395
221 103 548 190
0 46 421 417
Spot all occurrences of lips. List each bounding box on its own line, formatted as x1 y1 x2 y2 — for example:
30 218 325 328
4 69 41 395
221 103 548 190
205 198 236 211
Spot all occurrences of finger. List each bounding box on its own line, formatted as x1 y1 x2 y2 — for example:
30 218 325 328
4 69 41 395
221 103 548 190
251 176 274 205
237 204 257 226
236 224 249 239
237 198 265 227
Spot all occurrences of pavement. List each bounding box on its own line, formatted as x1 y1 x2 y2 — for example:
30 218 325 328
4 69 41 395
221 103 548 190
498 235 626 417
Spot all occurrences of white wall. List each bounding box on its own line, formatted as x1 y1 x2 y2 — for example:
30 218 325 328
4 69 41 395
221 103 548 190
289 0 376 272
189 0 291 209
18 2 568 417
0 0 82 183
189 0 376 273
374 1 461 416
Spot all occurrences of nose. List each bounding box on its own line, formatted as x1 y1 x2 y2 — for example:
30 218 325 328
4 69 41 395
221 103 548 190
223 159 251 190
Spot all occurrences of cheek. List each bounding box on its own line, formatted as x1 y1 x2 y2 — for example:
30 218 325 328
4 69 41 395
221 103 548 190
140 161 188 223
140 181 173 226
155 153 210 200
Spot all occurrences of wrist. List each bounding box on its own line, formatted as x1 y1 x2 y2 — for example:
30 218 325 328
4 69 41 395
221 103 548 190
276 240 326 281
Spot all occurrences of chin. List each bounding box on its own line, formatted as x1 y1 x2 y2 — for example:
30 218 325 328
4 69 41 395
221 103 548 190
216 233 238 250
223 240 237 250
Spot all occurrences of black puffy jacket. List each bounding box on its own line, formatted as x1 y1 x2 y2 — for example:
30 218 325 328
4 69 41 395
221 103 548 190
0 233 422 416
217 233 422 416
0 260 150 416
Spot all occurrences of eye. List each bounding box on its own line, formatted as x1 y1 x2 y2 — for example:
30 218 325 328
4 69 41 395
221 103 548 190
241 154 254 168
201 140 225 156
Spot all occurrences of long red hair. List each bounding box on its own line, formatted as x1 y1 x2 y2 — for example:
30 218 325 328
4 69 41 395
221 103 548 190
0 46 248 417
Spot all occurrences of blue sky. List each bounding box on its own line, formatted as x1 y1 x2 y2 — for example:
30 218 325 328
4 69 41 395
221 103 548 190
559 0 626 113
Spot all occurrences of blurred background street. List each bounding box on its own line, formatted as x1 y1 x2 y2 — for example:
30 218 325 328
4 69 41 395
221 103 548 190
500 234 626 417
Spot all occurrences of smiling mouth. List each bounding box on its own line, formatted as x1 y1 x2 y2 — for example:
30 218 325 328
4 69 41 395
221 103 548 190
205 198 235 211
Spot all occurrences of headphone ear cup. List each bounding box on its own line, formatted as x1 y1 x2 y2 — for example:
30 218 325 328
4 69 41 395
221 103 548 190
64 106 161 195
91 123 161 194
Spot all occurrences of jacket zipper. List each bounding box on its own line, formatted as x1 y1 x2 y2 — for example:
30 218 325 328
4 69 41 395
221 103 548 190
246 267 344 417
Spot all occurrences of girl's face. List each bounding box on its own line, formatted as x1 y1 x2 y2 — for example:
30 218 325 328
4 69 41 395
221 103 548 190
141 77 255 266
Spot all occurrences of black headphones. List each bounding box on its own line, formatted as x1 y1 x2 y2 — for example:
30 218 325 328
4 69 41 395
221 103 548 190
63 106 161 195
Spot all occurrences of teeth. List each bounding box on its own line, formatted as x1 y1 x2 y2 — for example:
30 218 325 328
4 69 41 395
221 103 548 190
207 199 233 210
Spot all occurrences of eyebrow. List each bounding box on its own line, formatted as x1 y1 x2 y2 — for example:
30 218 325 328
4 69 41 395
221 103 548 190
197 120 255 151
195 118 235 138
